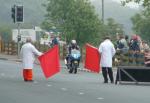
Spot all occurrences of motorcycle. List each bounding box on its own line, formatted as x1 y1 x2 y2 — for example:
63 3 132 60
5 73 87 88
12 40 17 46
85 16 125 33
67 49 81 74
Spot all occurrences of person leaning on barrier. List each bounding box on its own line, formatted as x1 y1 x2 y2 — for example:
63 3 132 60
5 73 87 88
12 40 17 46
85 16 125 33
98 36 116 83
20 37 43 82
128 36 141 65
140 41 150 53
115 35 129 66
51 35 59 47
116 35 129 54
144 47 150 67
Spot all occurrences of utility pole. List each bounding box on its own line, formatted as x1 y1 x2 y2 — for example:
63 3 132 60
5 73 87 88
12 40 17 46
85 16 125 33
17 23 21 57
16 5 23 56
102 0 104 24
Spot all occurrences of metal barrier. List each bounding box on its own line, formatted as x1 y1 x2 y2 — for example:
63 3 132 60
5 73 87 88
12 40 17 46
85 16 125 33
115 66 150 84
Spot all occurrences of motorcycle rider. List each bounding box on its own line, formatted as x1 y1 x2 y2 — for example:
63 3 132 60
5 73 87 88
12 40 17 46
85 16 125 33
65 40 80 72
68 40 80 54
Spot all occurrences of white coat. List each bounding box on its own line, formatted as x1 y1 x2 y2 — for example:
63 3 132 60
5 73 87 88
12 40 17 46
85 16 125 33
20 43 42 69
98 39 116 67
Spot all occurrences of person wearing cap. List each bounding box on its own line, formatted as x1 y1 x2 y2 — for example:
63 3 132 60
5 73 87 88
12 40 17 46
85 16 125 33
98 36 116 83
20 37 43 82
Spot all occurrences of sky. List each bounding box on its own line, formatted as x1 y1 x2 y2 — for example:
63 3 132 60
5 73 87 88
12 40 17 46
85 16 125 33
112 0 141 9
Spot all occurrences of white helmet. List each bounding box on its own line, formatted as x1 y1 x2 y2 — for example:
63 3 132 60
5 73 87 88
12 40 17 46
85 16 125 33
71 40 76 44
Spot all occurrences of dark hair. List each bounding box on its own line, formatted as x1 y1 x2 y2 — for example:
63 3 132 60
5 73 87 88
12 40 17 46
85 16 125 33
26 37 32 43
125 35 129 40
104 36 110 40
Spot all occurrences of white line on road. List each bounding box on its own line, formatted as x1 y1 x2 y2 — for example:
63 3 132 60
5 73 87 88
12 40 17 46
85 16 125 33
1 73 5 76
97 97 104 100
78 92 84 95
9 76 15 78
47 84 52 87
33 81 38 84
61 88 67 91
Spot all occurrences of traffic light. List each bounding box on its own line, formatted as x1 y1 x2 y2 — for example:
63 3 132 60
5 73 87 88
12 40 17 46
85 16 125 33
18 35 21 42
11 5 16 23
16 5 23 22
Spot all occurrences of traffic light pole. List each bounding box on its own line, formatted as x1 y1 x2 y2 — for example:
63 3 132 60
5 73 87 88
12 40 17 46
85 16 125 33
11 4 23 57
101 0 104 24
17 23 21 57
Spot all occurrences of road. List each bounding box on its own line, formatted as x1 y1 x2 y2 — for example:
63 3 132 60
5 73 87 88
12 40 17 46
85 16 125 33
0 60 150 103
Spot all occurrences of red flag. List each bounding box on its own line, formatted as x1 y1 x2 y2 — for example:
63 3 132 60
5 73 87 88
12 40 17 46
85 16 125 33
84 44 100 73
38 45 60 78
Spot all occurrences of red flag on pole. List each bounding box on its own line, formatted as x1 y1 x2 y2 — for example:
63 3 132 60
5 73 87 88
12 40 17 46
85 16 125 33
84 44 101 73
38 45 60 78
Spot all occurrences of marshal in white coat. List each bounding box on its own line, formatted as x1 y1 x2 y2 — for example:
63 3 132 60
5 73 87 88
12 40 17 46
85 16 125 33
98 39 116 67
20 43 42 69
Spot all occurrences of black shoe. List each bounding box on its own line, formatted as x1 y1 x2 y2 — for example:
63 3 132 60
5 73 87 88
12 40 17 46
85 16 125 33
111 81 114 84
69 71 72 74
104 81 108 83
24 80 34 82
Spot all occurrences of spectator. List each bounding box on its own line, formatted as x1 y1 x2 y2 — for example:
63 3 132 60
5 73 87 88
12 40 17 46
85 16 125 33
117 35 129 54
144 49 150 67
140 41 150 53
129 35 140 52
129 35 141 65
52 36 59 46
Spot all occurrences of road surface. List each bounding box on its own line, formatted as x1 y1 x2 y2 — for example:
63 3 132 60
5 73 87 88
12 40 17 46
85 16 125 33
0 60 150 103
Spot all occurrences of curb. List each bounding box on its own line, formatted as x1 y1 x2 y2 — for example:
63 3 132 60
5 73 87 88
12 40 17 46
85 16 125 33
0 58 8 60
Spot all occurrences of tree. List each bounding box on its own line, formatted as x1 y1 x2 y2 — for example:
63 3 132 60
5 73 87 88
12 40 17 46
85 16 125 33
101 18 124 43
42 0 104 46
131 12 150 41
105 18 124 35
123 0 150 41
122 0 150 8
0 26 11 42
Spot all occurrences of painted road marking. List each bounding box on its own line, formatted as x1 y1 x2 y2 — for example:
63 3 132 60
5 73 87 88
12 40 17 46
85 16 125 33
9 75 15 78
78 92 84 95
61 88 67 91
33 81 38 84
1 73 5 76
47 84 52 87
97 97 104 100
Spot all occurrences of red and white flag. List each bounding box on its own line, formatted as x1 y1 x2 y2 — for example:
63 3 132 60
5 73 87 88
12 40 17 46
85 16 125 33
84 44 101 73
38 45 60 78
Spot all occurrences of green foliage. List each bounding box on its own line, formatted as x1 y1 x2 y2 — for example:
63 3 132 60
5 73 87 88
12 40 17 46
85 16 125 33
42 0 104 47
105 18 124 35
103 18 124 43
124 0 150 41
122 0 150 8
0 26 11 42
131 11 150 41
